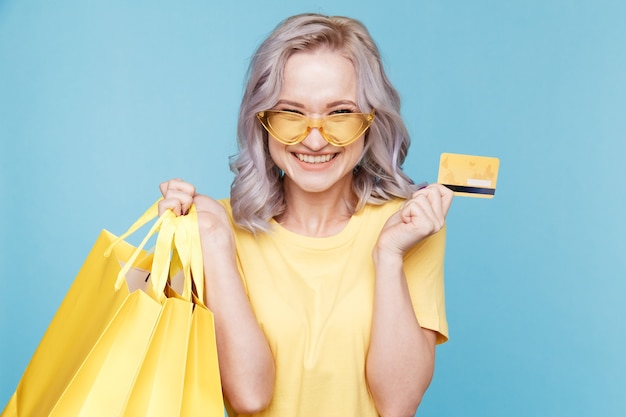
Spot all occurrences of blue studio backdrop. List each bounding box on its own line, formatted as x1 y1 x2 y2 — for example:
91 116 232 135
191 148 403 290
1 1 625 416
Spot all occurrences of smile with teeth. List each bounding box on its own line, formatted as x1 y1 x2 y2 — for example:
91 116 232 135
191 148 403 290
294 153 337 164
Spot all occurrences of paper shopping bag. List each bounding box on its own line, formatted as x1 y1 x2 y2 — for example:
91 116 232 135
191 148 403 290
120 209 224 416
46 288 163 416
119 292 193 416
1 202 223 416
178 212 223 416
5 200 163 416
180 292 223 416
1 395 15 417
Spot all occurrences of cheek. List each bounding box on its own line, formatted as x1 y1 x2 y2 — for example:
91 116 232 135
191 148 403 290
267 139 287 168
346 140 366 166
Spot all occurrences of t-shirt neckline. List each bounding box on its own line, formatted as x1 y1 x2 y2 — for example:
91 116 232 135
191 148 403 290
268 207 366 250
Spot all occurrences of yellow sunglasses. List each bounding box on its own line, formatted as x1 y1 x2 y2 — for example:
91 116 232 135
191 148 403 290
256 110 376 147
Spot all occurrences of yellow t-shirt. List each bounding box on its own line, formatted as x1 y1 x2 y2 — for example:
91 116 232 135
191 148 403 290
220 199 448 417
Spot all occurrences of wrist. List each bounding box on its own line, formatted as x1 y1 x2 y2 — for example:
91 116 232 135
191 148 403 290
372 244 404 270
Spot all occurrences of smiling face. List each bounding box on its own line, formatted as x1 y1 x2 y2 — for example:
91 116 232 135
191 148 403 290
267 48 365 197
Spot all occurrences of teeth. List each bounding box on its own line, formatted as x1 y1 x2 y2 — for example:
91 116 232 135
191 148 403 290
295 153 335 164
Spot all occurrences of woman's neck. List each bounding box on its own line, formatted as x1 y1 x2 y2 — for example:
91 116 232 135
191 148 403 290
275 179 357 237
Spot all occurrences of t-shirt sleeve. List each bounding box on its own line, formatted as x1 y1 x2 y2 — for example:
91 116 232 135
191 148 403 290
403 225 449 344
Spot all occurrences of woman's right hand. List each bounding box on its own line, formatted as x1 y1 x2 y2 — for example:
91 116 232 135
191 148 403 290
158 179 234 248
159 178 196 216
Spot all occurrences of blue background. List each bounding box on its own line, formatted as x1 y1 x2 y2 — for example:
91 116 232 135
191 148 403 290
1 0 625 415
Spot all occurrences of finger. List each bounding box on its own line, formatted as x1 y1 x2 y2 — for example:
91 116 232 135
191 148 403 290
159 181 169 197
438 184 454 215
421 187 444 225
412 194 442 229
158 179 197 216
176 190 195 215
158 198 182 216
158 191 194 216
402 195 438 230
415 184 453 219
159 179 196 198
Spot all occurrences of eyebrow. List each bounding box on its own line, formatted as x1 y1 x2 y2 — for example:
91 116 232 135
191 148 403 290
274 99 359 109
275 100 304 109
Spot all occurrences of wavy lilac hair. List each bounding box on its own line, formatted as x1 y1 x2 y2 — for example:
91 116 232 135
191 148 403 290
229 13 417 233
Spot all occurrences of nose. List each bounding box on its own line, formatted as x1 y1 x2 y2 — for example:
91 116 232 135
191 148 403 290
300 127 329 151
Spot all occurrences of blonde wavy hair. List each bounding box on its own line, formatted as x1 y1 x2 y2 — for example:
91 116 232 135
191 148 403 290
229 13 417 233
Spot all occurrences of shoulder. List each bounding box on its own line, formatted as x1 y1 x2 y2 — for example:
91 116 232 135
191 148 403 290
360 199 404 218
352 199 406 229
217 198 238 226
216 198 242 233
217 198 231 212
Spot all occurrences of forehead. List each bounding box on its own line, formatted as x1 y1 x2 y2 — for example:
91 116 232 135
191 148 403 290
283 48 354 75
280 49 358 107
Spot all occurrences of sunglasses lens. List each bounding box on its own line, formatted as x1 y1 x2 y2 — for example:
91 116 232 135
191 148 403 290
264 112 307 144
323 114 371 146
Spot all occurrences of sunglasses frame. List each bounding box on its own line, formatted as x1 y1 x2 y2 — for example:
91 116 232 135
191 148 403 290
256 109 376 147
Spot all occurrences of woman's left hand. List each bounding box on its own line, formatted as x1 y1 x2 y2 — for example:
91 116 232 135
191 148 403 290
376 184 454 257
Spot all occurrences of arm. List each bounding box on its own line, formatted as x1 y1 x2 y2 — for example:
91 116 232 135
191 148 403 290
366 184 453 417
159 180 275 414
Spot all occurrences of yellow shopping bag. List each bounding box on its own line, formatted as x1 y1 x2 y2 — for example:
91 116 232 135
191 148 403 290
178 213 223 417
1 202 224 417
120 211 223 417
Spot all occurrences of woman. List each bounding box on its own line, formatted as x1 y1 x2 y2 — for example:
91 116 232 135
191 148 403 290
159 13 453 417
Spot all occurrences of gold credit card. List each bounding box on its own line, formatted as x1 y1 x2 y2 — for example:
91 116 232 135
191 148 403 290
438 153 500 198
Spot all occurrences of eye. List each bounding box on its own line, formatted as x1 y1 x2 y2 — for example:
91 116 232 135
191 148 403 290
330 108 356 115
278 108 304 115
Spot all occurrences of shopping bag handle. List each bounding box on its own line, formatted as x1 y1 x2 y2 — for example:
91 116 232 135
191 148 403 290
104 198 176 299
173 205 205 304
104 198 162 253
147 209 179 301
151 205 206 303
171 211 193 301
190 207 206 304
106 199 205 304
112 208 177 295
188 206 205 304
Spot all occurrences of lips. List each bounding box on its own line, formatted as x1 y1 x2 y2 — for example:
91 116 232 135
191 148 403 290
293 153 337 164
